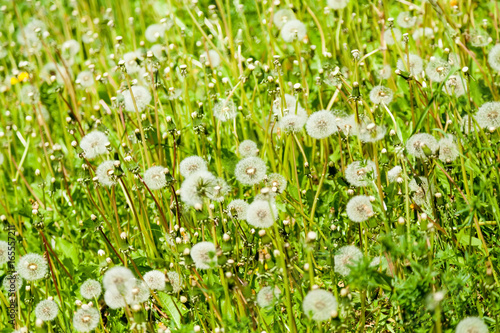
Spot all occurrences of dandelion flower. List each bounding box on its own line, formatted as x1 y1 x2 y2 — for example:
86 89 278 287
455 317 488 333
167 271 183 293
488 44 500 71
246 200 278 228
96 161 117 187
235 157 267 185
124 279 150 305
201 50 221 68
0 241 8 265
80 131 109 160
443 75 466 97
413 27 434 40
409 177 433 207
73 307 100 332
346 195 374 222
475 102 500 129
2 274 23 292
104 289 126 309
426 58 451 82
144 166 167 190
306 110 337 139
397 12 417 28
180 170 217 207
334 245 363 276
406 133 439 159
279 112 308 133
35 299 59 321
145 24 166 42
397 54 424 77
280 19 306 42
76 71 94 88
190 241 217 270
122 51 142 74
20 84 40 105
369 85 394 105
122 85 152 112
143 270 165 290
377 64 392 80
383 28 402 46
345 160 377 187
238 140 258 158
102 266 134 291
273 9 296 29
469 29 490 47
438 136 459 163
302 289 338 322
357 119 386 143
335 114 357 136
266 173 287 194
213 98 237 121
180 156 208 178
257 286 281 308
227 199 249 220
80 279 102 300
17 253 47 281
327 0 349 10
387 166 402 183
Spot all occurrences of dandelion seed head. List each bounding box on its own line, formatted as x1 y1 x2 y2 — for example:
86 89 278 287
279 112 308 133
20 84 40 105
213 99 237 121
335 114 357 136
346 195 374 222
41 63 72 84
145 24 166 42
475 102 500 129
406 133 439 159
246 199 278 228
80 279 102 299
460 115 476 134
327 0 349 10
413 27 434 40
2 274 23 292
272 93 304 117
167 271 183 293
206 177 230 202
469 29 490 47
306 110 337 139
377 64 392 80
143 270 165 290
144 166 167 190
150 44 165 59
180 170 217 207
357 118 386 143
201 50 221 67
455 317 488 333
273 9 296 29
80 131 109 160
266 173 287 194
443 75 466 97
0 241 8 265
238 140 258 158
35 299 59 321
438 136 459 163
227 199 249 220
122 85 152 112
302 289 338 321
369 85 394 105
396 12 417 28
383 28 402 46
61 39 80 58
76 71 94 88
104 289 126 309
345 160 377 187
426 58 451 82
124 278 150 305
17 253 48 281
280 19 307 42
397 54 424 77
235 157 267 185
387 166 402 183
488 44 500 72
73 307 100 332
190 241 217 270
122 51 142 74
334 245 363 276
409 177 433 207
102 266 134 291
180 156 208 178
257 286 281 308
96 160 117 187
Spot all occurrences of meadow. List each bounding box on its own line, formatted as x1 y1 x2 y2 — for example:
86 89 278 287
0 0 500 332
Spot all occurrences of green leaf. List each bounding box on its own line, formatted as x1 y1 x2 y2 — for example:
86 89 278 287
157 292 188 329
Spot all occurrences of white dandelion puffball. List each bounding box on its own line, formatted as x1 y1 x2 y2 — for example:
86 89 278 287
488 44 500 72
306 110 338 139
180 170 217 207
334 245 363 276
469 29 490 48
201 50 221 68
0 240 8 265
17 253 48 281
383 28 402 46
413 27 434 40
190 241 217 270
280 19 307 43
279 112 308 133
257 286 281 308
76 71 94 88
150 44 165 59
80 131 109 160
80 279 102 299
246 199 278 228
143 270 166 290
426 58 451 83
96 161 117 187
409 177 433 207
35 299 59 321
20 84 40 105
336 114 357 136
346 195 374 223
397 12 417 28
124 278 150 305
144 166 167 190
102 266 134 291
327 0 349 10
475 102 500 129
122 51 142 74
213 98 237 121
461 115 476 134
2 275 23 292
104 289 126 309
180 156 208 178
205 177 230 202
455 317 488 333
239 140 259 158
227 199 249 220
438 136 459 163
272 93 304 117
397 54 424 77
61 39 81 58
167 271 183 293
369 85 394 105
387 166 402 183
73 307 100 332
377 64 392 80
302 289 338 322
443 75 466 97
235 157 267 185
41 62 72 84
122 85 152 112
345 160 377 187
406 133 439 159
267 173 287 194
145 23 166 42
273 9 296 29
